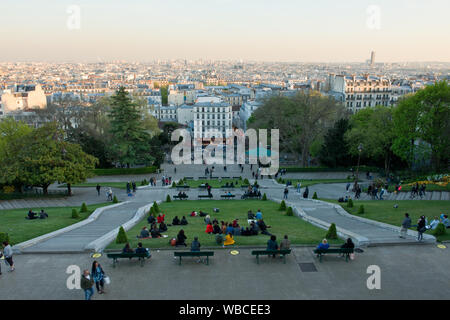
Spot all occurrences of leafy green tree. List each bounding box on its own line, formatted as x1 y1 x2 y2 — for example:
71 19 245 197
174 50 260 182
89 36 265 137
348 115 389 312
393 81 450 171
108 87 153 167
318 118 353 168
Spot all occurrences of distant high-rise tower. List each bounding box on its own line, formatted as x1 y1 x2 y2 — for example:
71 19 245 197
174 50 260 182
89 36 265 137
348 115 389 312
370 51 376 67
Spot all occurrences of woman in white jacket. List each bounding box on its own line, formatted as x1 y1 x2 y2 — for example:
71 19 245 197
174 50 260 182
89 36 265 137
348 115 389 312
2 241 15 272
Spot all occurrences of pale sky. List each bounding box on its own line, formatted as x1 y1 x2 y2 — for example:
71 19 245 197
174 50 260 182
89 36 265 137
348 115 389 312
1 0 449 62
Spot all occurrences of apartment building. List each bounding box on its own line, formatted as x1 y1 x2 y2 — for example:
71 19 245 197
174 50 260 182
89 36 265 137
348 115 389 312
193 102 232 142
1 84 47 113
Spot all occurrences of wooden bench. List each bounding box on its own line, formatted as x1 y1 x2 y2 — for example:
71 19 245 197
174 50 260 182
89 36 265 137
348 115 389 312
314 248 354 262
198 194 213 199
221 194 236 199
251 249 292 264
106 251 151 268
173 195 189 200
174 251 214 265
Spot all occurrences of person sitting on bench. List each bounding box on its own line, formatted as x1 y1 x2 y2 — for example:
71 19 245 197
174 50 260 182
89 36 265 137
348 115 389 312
135 242 150 255
341 238 354 250
137 227 150 239
172 216 180 225
122 242 134 253
280 235 291 250
151 225 161 238
267 235 279 257
191 237 203 263
317 239 329 251
176 229 187 247
159 221 168 233
180 216 188 225
27 210 38 220
39 209 48 219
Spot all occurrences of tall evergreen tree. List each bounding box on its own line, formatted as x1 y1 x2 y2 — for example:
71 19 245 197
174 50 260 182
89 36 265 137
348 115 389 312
318 118 353 168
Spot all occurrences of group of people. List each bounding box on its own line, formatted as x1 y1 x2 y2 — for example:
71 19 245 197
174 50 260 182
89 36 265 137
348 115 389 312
126 181 137 194
366 184 387 200
401 213 449 241
144 213 169 238
26 209 48 220
409 183 427 199
161 176 172 186
80 261 108 300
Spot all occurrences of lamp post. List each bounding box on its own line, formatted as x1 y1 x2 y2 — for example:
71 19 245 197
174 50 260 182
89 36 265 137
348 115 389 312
355 143 363 189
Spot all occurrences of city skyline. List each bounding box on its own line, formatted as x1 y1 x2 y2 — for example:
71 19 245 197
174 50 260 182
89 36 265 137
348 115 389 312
1 0 450 63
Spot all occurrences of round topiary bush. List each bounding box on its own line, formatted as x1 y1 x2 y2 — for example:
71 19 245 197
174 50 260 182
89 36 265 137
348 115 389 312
80 202 88 213
112 195 119 203
286 207 294 216
243 178 250 185
279 200 286 211
71 208 80 219
357 205 365 214
115 226 128 244
433 223 447 237
326 223 338 240
262 193 267 201
166 194 172 202
312 192 318 199
347 198 354 208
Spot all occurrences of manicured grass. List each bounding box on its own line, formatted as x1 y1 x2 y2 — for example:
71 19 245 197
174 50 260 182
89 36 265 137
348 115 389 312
59 182 129 190
386 184 450 192
277 178 354 187
107 200 343 250
323 199 450 241
175 179 247 188
0 203 111 245
91 166 157 176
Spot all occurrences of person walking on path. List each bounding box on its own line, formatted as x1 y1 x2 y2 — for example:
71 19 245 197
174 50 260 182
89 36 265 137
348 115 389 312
2 241 14 272
417 216 426 241
283 187 288 200
91 261 106 294
81 269 95 300
296 182 301 193
400 213 412 238
303 186 309 199
96 184 101 196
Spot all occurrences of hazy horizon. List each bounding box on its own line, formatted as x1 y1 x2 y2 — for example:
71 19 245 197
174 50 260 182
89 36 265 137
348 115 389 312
1 0 449 63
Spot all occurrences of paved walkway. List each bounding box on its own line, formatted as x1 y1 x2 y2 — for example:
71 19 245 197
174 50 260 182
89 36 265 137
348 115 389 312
1 245 449 300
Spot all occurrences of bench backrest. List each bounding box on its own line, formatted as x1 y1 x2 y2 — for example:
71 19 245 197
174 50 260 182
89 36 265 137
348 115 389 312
315 248 354 254
107 252 149 258
251 249 291 255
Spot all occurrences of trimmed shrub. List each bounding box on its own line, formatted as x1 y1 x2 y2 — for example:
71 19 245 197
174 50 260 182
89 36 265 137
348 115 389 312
80 202 88 213
347 198 354 208
172 182 176 187
140 179 148 186
115 226 128 244
326 223 338 240
262 193 267 201
91 166 157 176
149 206 156 216
433 223 447 237
279 200 286 211
243 178 250 185
153 201 160 213
312 192 318 200
357 205 365 214
112 195 119 203
286 207 294 216
71 209 80 219
166 195 172 202
0 232 10 244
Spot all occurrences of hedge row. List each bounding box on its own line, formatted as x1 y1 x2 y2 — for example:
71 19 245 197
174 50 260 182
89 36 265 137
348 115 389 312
280 166 381 173
91 166 157 176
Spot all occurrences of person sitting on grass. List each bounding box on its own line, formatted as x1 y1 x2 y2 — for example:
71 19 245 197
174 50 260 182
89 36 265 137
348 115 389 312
137 226 150 239
223 232 235 247
267 235 279 257
176 229 187 247
250 221 259 235
190 211 197 217
39 209 48 219
199 211 207 217
172 216 180 225
255 209 263 220
205 222 213 234
27 210 38 220
440 214 449 228
248 210 255 219
151 225 161 238
122 242 134 253
221 221 227 234
180 216 188 225
427 216 440 230
226 223 234 235
159 221 168 233
204 215 211 225
233 224 241 236
317 239 330 251
257 219 271 236
147 213 156 224
157 213 165 224
135 242 150 256
212 221 222 234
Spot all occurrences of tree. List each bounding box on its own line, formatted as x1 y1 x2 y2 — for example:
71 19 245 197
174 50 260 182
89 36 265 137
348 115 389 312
249 92 346 166
318 118 353 168
108 87 153 167
279 200 286 211
326 223 338 239
346 106 396 176
393 81 450 171
11 123 97 195
116 226 128 244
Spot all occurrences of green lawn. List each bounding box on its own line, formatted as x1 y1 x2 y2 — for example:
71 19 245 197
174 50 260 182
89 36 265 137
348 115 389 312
0 203 111 245
175 179 247 188
59 182 129 190
323 199 450 241
277 178 354 187
107 200 343 250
